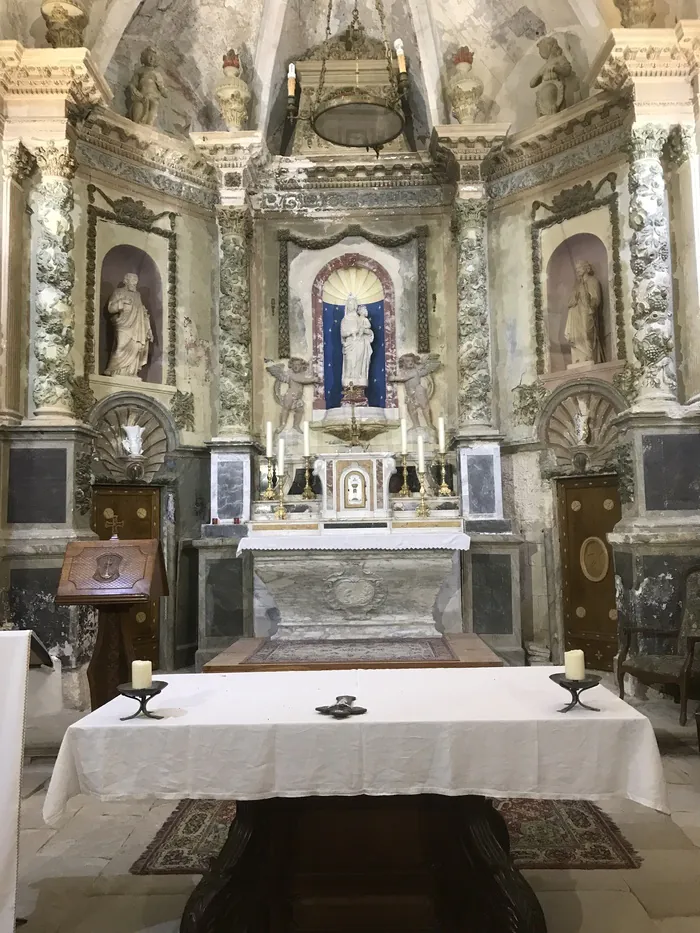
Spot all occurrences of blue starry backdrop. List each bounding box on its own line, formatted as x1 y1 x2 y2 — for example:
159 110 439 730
322 299 387 409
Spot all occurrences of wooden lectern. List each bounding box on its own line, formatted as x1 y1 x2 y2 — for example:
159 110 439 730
56 539 168 710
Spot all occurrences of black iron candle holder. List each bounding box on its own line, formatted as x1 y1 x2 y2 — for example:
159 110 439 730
550 672 601 713
117 680 168 721
316 695 367 719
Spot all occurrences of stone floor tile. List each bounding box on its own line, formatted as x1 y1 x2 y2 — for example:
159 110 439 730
623 849 700 886
663 757 700 787
55 894 188 933
680 825 700 848
522 869 630 892
19 828 56 868
536 890 658 933
668 784 700 813
38 814 137 860
21 762 53 799
615 818 696 851
629 881 700 919
654 920 700 931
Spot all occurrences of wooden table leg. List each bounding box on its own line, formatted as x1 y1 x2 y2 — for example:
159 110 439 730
180 796 547 933
180 802 267 933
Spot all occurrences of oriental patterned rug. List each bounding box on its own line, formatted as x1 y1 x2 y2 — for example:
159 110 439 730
245 638 457 665
130 798 641 875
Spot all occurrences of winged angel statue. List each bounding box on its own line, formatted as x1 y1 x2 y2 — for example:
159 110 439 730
265 358 320 432
389 353 441 435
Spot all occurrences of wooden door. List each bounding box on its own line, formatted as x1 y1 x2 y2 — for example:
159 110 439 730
558 477 621 672
92 486 161 665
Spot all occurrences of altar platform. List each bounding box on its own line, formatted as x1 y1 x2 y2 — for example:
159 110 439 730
202 633 501 672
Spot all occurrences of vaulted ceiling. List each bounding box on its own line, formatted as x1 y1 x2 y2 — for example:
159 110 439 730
2 0 699 143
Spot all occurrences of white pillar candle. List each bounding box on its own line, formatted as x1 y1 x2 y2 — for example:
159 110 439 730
394 38 406 73
132 660 152 690
417 435 425 473
438 417 446 454
400 418 408 455
265 421 273 458
277 438 285 477
564 649 585 682
287 62 296 97
303 420 310 457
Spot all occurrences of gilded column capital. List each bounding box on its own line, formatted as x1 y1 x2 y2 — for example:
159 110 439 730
216 205 252 239
627 122 668 161
34 141 77 179
41 0 92 49
613 0 656 28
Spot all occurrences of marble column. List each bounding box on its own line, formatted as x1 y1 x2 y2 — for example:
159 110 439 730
30 141 78 423
0 142 35 425
454 197 493 432
627 123 677 406
217 205 252 440
666 124 700 404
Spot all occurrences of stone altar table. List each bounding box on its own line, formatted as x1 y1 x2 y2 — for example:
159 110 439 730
238 530 470 640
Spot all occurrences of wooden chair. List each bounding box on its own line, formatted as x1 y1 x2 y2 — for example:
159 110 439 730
618 567 700 726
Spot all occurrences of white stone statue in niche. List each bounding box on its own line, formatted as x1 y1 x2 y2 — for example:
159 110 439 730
122 425 145 458
530 37 576 118
341 296 374 395
104 273 154 378
265 357 321 432
389 353 441 434
127 47 167 126
565 261 605 366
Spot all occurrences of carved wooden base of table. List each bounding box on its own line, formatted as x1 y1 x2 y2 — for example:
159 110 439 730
180 795 547 933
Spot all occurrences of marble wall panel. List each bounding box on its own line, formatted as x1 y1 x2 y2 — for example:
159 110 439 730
7 449 66 524
471 553 513 636
643 435 700 511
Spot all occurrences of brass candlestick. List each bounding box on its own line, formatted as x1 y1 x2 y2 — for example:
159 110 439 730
438 452 451 496
416 471 430 518
274 473 287 520
262 456 276 500
302 456 315 499
398 453 410 497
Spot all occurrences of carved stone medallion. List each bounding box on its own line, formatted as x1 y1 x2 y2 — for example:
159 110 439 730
324 563 388 619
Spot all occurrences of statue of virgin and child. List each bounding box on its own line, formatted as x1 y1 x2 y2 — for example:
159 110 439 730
340 295 374 395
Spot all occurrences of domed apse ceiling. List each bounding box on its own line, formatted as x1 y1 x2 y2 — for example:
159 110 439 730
1 0 699 144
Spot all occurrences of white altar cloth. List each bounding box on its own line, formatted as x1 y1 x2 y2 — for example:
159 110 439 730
238 531 471 553
43 667 667 826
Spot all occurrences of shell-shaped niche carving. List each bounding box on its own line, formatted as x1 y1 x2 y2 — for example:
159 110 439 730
545 391 620 472
94 405 167 483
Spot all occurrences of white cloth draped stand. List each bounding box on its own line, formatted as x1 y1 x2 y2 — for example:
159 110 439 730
238 531 471 553
0 631 31 933
44 666 667 827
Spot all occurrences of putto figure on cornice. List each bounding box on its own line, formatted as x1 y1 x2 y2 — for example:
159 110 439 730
127 47 167 127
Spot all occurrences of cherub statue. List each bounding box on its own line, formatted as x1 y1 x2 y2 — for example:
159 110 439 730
127 47 168 126
389 353 441 434
529 37 576 118
265 357 321 433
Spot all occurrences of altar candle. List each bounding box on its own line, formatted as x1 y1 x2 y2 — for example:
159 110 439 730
564 649 585 682
417 435 425 473
132 660 152 690
287 63 296 97
400 418 408 455
438 417 446 454
265 421 273 458
394 38 406 74
303 420 310 457
277 438 285 477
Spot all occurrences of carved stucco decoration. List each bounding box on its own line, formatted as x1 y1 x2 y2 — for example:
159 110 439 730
170 390 195 432
627 124 676 401
453 199 492 427
665 124 697 168
93 404 168 483
2 141 36 182
74 443 95 515
541 389 622 473
531 173 625 376
613 0 656 28
31 142 78 417
218 207 253 437
324 562 388 618
512 380 549 427
42 0 91 48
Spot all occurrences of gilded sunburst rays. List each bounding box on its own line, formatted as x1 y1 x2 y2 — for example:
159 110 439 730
322 267 384 306
546 392 619 470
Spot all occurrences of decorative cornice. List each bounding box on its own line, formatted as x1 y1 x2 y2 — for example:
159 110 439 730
190 130 265 190
429 124 510 184
676 21 700 74
0 42 112 109
484 96 629 186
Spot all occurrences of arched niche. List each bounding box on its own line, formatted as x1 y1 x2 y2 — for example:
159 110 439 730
99 245 163 384
311 253 398 411
546 233 611 374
